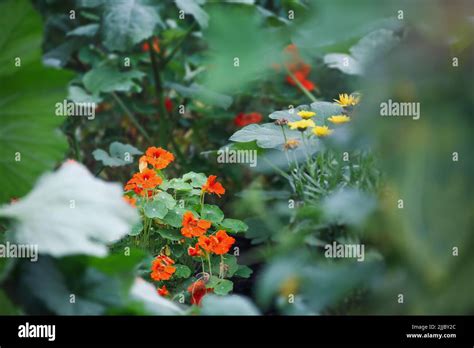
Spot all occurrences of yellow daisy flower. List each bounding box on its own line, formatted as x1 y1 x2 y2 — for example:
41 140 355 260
328 115 351 124
288 119 315 131
333 93 360 107
297 110 316 119
313 126 333 137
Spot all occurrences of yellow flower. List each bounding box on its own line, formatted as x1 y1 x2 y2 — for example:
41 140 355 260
288 119 315 131
313 126 333 137
297 110 316 119
333 93 360 107
328 115 351 124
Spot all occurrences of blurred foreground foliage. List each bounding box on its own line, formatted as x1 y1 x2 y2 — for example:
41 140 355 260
0 0 473 315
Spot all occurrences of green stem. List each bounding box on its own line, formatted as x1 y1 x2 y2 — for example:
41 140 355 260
148 40 187 165
207 253 213 277
200 192 206 213
111 92 152 143
263 157 290 180
161 23 197 68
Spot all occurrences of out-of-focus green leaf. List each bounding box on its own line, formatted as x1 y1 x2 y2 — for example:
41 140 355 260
166 82 233 109
83 65 145 94
0 162 139 257
324 29 401 75
200 294 260 315
102 0 163 52
0 0 73 203
175 0 208 28
93 141 142 167
202 4 285 93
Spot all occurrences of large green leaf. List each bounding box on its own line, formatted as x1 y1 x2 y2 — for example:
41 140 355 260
0 0 73 203
202 4 285 93
102 0 163 52
324 29 401 75
175 0 208 28
0 162 139 257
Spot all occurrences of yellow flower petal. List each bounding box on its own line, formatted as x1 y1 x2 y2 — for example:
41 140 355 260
312 126 333 137
297 110 316 119
328 115 351 124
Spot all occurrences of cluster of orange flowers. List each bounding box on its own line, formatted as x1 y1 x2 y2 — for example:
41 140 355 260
196 230 235 255
151 255 176 281
181 212 211 238
124 147 174 197
124 147 236 303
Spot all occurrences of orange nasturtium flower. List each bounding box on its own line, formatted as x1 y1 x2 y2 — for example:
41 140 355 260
124 169 163 196
187 280 213 305
198 230 235 255
123 195 136 207
211 230 236 255
197 235 217 253
187 243 203 257
157 285 169 297
140 146 175 170
202 175 225 197
142 37 160 53
151 255 176 281
181 211 212 238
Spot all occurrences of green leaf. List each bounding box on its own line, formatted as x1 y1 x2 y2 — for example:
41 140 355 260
156 191 176 209
0 290 20 314
175 0 209 28
67 23 99 37
166 82 233 109
102 0 162 52
182 171 207 187
324 29 400 75
202 5 284 93
213 279 233 296
0 162 139 256
220 218 248 233
230 123 306 150
201 204 224 224
93 141 142 167
68 85 102 104
83 65 145 94
174 264 192 278
156 228 182 241
162 210 182 228
144 201 168 219
168 178 193 191
234 265 253 278
129 221 143 236
197 294 261 315
0 0 73 203
211 255 239 277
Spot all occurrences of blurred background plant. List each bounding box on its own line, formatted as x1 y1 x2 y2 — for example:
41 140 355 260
0 0 473 315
